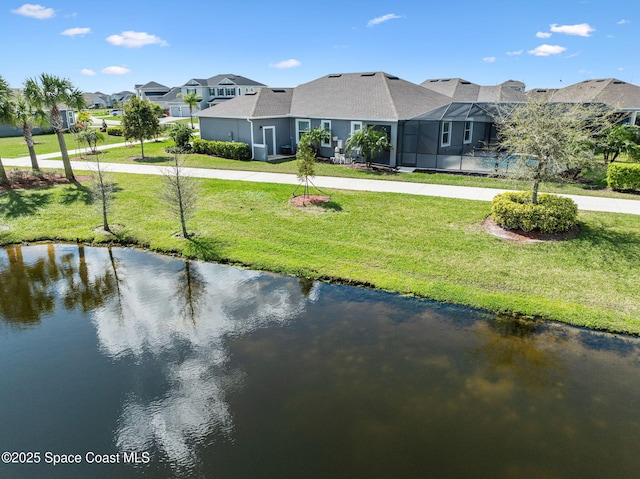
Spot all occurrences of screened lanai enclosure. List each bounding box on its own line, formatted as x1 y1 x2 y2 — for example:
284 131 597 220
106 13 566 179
397 102 515 174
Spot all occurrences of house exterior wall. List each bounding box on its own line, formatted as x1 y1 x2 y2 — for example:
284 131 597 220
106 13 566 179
199 117 253 145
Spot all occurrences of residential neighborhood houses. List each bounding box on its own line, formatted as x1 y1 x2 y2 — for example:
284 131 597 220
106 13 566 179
2 71 640 175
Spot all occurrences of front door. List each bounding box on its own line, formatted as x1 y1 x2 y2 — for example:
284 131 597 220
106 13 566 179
263 126 276 156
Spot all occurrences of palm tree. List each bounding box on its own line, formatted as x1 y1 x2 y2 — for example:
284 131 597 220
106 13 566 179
0 75 12 184
8 94 48 172
177 91 202 129
24 73 86 181
344 126 392 168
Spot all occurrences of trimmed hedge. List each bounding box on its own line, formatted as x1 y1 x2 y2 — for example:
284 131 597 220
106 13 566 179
192 138 251 161
492 191 578 233
607 162 640 191
106 126 123 136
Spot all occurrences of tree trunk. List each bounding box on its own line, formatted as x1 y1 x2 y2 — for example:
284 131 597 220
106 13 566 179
140 139 145 159
102 193 111 233
22 123 40 172
56 129 75 181
0 157 8 185
531 180 540 204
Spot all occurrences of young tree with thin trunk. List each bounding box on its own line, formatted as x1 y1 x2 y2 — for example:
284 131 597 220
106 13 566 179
122 96 161 159
24 73 86 181
161 154 199 238
90 153 115 233
177 92 202 129
492 97 615 204
296 137 316 201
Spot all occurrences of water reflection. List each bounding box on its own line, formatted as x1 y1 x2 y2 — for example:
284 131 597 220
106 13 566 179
1 245 640 478
87 248 319 470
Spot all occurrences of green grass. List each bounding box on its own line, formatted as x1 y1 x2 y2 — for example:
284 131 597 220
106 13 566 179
1 172 639 335
0 131 126 158
85 139 640 200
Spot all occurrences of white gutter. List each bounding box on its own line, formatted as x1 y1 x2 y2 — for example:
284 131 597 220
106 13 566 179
247 118 255 159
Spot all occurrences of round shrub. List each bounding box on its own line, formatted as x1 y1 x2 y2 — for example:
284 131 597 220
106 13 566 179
491 191 578 233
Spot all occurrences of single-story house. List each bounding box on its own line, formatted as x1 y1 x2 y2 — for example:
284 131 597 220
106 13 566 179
198 72 452 164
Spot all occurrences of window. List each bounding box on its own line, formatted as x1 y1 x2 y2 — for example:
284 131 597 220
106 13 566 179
186 88 196 95
225 87 236 96
296 119 310 143
441 121 452 147
321 120 331 147
350 121 362 135
218 88 225 96
463 121 473 144
209 88 216 96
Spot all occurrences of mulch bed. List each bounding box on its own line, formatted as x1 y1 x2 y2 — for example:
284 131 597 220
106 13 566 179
482 216 580 243
289 195 331 207
0 171 91 191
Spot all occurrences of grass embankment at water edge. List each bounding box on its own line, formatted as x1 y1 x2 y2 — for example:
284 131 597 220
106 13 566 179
0 171 638 335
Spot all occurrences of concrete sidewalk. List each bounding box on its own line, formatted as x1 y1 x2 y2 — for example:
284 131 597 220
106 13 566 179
3 154 639 216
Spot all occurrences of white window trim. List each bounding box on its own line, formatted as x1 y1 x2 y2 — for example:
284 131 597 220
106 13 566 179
296 118 311 144
350 121 363 135
441 121 452 147
321 120 332 147
463 121 473 144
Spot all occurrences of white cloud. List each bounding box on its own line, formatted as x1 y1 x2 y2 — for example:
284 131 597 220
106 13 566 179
367 13 402 27
618 19 630 25
506 50 523 56
536 32 552 38
61 27 91 37
528 44 567 56
269 58 301 69
483 57 496 63
11 4 55 19
550 23 595 37
618 67 624 71
106 31 168 48
80 69 97 76
102 66 131 75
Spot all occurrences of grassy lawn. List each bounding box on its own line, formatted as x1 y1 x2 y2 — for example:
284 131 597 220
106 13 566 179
84 139 640 201
1 172 638 335
0 131 126 158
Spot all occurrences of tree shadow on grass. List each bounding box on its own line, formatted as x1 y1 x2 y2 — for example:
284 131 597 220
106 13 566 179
59 182 93 206
183 236 225 262
319 200 343 212
0 190 52 218
578 222 640 263
133 156 172 164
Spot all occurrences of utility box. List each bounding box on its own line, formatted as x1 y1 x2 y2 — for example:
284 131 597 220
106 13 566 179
253 143 268 161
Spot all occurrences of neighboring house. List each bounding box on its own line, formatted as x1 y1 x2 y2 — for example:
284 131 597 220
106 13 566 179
135 81 171 103
135 74 267 117
528 78 640 125
0 102 76 138
83 92 110 109
110 90 135 107
420 78 526 102
198 72 452 164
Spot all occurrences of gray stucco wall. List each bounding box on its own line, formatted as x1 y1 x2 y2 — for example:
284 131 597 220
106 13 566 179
199 117 252 145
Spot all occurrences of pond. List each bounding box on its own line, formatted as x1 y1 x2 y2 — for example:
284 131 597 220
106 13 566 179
1 244 639 478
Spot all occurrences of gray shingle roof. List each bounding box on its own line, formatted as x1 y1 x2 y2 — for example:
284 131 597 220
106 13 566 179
290 72 451 120
197 88 293 118
539 79 640 109
139 81 169 90
205 74 266 87
422 78 527 102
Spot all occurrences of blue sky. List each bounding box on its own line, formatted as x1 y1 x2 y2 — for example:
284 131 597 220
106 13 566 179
1 0 636 93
